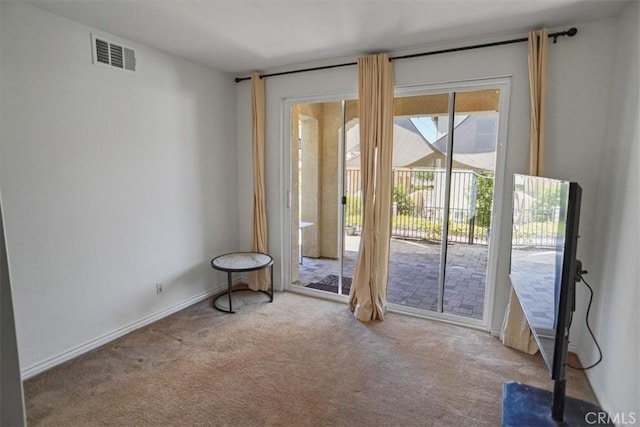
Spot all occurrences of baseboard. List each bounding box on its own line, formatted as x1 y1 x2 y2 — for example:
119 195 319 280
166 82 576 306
568 342 582 357
569 345 615 413
21 280 234 380
583 370 616 420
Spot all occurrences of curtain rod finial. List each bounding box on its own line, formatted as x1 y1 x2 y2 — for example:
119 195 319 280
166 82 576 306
553 27 578 43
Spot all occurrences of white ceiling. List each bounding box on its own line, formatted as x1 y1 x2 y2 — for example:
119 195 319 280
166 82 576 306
23 0 629 75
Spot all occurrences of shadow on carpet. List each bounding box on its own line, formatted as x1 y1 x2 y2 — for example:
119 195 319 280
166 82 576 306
306 274 351 295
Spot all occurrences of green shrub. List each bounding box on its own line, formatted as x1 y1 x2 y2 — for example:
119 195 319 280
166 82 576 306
475 171 494 228
393 186 413 215
345 194 362 227
533 186 561 222
413 170 435 183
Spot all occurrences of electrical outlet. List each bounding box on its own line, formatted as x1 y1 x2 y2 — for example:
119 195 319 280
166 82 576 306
156 283 163 294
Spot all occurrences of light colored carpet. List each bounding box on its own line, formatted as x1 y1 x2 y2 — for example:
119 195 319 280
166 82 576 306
24 291 598 426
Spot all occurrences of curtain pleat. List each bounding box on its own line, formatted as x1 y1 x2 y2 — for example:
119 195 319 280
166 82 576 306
349 53 394 321
527 29 548 177
249 73 270 291
501 29 548 354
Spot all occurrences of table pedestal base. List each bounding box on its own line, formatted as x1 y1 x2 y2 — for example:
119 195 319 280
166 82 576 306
213 288 273 313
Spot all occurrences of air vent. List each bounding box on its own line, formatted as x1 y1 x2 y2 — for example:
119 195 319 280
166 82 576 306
110 44 123 68
91 34 136 72
123 48 136 71
95 39 109 64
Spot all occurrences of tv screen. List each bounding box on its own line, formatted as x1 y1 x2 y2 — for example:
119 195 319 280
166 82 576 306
509 174 580 379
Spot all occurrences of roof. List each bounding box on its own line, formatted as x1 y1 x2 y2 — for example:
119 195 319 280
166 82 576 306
346 114 498 170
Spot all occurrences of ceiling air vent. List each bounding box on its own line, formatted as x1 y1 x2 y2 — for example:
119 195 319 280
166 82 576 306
91 34 136 72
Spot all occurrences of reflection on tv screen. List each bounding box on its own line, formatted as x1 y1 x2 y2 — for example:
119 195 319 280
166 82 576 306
510 174 569 334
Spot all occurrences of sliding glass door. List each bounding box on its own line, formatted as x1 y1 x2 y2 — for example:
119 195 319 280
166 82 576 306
287 80 507 327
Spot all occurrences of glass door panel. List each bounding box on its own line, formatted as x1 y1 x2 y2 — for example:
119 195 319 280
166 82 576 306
341 99 360 295
442 90 500 319
290 99 359 296
388 89 501 322
386 93 450 311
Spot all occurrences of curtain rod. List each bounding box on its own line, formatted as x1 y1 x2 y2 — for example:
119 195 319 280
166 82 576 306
234 27 577 83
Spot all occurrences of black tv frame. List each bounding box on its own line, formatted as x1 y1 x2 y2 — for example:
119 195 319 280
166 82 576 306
550 181 581 420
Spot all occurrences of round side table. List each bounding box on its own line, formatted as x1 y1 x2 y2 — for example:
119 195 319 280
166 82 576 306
210 252 274 313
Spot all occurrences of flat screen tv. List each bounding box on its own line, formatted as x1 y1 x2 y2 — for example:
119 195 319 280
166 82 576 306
502 174 610 426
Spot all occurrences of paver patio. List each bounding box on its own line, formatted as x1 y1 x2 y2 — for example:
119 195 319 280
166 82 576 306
295 237 487 320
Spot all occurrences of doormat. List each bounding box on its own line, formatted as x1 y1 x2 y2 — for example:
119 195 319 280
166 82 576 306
306 274 352 295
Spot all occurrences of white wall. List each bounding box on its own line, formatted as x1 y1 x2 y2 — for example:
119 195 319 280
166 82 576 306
0 196 26 427
236 13 629 413
585 1 639 418
0 2 238 376
543 17 617 350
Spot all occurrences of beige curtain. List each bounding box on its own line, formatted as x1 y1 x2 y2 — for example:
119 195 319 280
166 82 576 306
501 29 548 354
527 29 548 176
248 73 270 291
348 53 394 321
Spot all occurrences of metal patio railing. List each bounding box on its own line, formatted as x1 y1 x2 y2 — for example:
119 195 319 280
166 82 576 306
344 169 560 247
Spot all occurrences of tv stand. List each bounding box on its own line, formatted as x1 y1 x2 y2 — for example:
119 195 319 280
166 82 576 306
503 265 611 426
503 270 612 426
503 382 613 426
553 378 567 420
